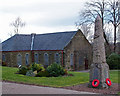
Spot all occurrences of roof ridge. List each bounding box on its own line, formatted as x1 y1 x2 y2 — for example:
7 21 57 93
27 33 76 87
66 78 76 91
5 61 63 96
16 31 77 36
15 34 31 36
37 31 77 35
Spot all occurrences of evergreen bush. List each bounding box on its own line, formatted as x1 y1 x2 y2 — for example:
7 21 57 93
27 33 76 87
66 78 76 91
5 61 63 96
36 71 49 77
107 53 120 69
18 66 28 75
28 63 45 72
46 63 65 77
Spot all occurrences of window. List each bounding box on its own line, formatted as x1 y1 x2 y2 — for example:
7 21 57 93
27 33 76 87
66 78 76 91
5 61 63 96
44 53 49 65
17 54 22 66
25 53 29 65
79 57 83 65
34 53 38 64
2 54 5 62
70 54 73 65
54 53 60 64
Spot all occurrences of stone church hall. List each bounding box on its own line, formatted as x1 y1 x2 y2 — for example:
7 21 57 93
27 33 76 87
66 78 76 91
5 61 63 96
2 29 92 71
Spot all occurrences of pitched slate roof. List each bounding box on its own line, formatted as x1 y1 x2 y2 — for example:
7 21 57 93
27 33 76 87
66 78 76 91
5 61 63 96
2 35 32 51
2 31 77 51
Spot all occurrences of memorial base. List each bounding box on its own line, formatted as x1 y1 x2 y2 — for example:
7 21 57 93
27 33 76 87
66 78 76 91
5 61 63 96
89 63 110 89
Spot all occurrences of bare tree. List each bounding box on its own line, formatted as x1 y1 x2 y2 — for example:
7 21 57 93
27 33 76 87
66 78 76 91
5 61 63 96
117 1 120 42
8 31 13 37
106 0 120 52
76 0 109 45
10 17 25 35
80 24 91 39
104 24 113 43
76 0 120 53
88 33 94 43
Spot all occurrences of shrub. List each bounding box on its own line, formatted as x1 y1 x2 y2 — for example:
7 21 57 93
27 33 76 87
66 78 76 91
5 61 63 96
18 66 28 75
64 69 68 75
33 71 37 75
46 63 65 77
107 53 120 69
36 71 49 77
28 63 45 72
26 70 35 77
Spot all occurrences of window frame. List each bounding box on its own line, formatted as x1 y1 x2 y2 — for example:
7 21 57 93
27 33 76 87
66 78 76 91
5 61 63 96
44 53 49 65
25 53 29 65
17 53 22 66
2 54 5 62
34 53 39 64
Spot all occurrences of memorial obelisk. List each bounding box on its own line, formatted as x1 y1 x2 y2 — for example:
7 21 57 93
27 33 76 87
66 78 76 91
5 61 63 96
89 15 110 88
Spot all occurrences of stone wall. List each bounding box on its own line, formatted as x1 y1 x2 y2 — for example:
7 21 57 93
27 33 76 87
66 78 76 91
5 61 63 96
2 50 63 67
2 51 32 67
64 30 92 70
32 51 63 67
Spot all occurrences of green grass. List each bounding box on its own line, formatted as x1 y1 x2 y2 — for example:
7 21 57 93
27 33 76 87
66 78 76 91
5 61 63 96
1 66 119 87
110 70 119 83
118 92 120 95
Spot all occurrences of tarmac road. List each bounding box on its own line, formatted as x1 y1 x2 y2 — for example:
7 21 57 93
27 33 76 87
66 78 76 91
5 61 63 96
2 82 96 94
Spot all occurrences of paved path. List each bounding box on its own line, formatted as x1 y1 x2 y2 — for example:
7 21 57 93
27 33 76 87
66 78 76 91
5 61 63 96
2 82 96 94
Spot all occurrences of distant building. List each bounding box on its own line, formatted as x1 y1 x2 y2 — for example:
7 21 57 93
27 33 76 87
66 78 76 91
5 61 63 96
1 30 92 70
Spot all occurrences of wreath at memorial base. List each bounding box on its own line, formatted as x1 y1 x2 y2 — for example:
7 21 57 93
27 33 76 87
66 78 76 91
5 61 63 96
92 79 100 87
106 78 112 86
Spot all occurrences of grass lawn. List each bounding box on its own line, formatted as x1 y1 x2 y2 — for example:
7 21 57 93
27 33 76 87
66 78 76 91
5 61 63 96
1 66 119 87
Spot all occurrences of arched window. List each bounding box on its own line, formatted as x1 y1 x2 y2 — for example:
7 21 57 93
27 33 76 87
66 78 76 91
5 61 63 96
70 54 73 65
17 54 22 66
44 53 49 65
25 53 29 65
34 53 38 64
2 54 5 62
54 53 60 64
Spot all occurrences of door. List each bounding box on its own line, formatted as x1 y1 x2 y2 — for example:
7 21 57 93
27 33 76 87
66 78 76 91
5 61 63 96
85 58 88 70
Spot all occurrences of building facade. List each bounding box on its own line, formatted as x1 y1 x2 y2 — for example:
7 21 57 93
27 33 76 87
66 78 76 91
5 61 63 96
2 30 92 70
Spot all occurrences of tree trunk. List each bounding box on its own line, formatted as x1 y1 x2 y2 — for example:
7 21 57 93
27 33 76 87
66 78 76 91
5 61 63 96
113 25 117 53
101 13 111 55
113 8 116 53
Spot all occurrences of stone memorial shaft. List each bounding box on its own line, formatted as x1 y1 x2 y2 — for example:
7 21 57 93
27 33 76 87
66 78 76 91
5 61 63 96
89 15 109 88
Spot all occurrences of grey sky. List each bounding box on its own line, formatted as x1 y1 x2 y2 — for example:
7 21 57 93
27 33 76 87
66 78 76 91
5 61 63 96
0 0 88 42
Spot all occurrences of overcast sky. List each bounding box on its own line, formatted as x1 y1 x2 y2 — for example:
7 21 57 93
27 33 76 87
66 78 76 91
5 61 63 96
0 0 89 42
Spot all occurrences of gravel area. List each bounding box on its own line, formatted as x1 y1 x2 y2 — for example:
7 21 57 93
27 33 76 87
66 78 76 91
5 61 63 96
63 83 120 95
